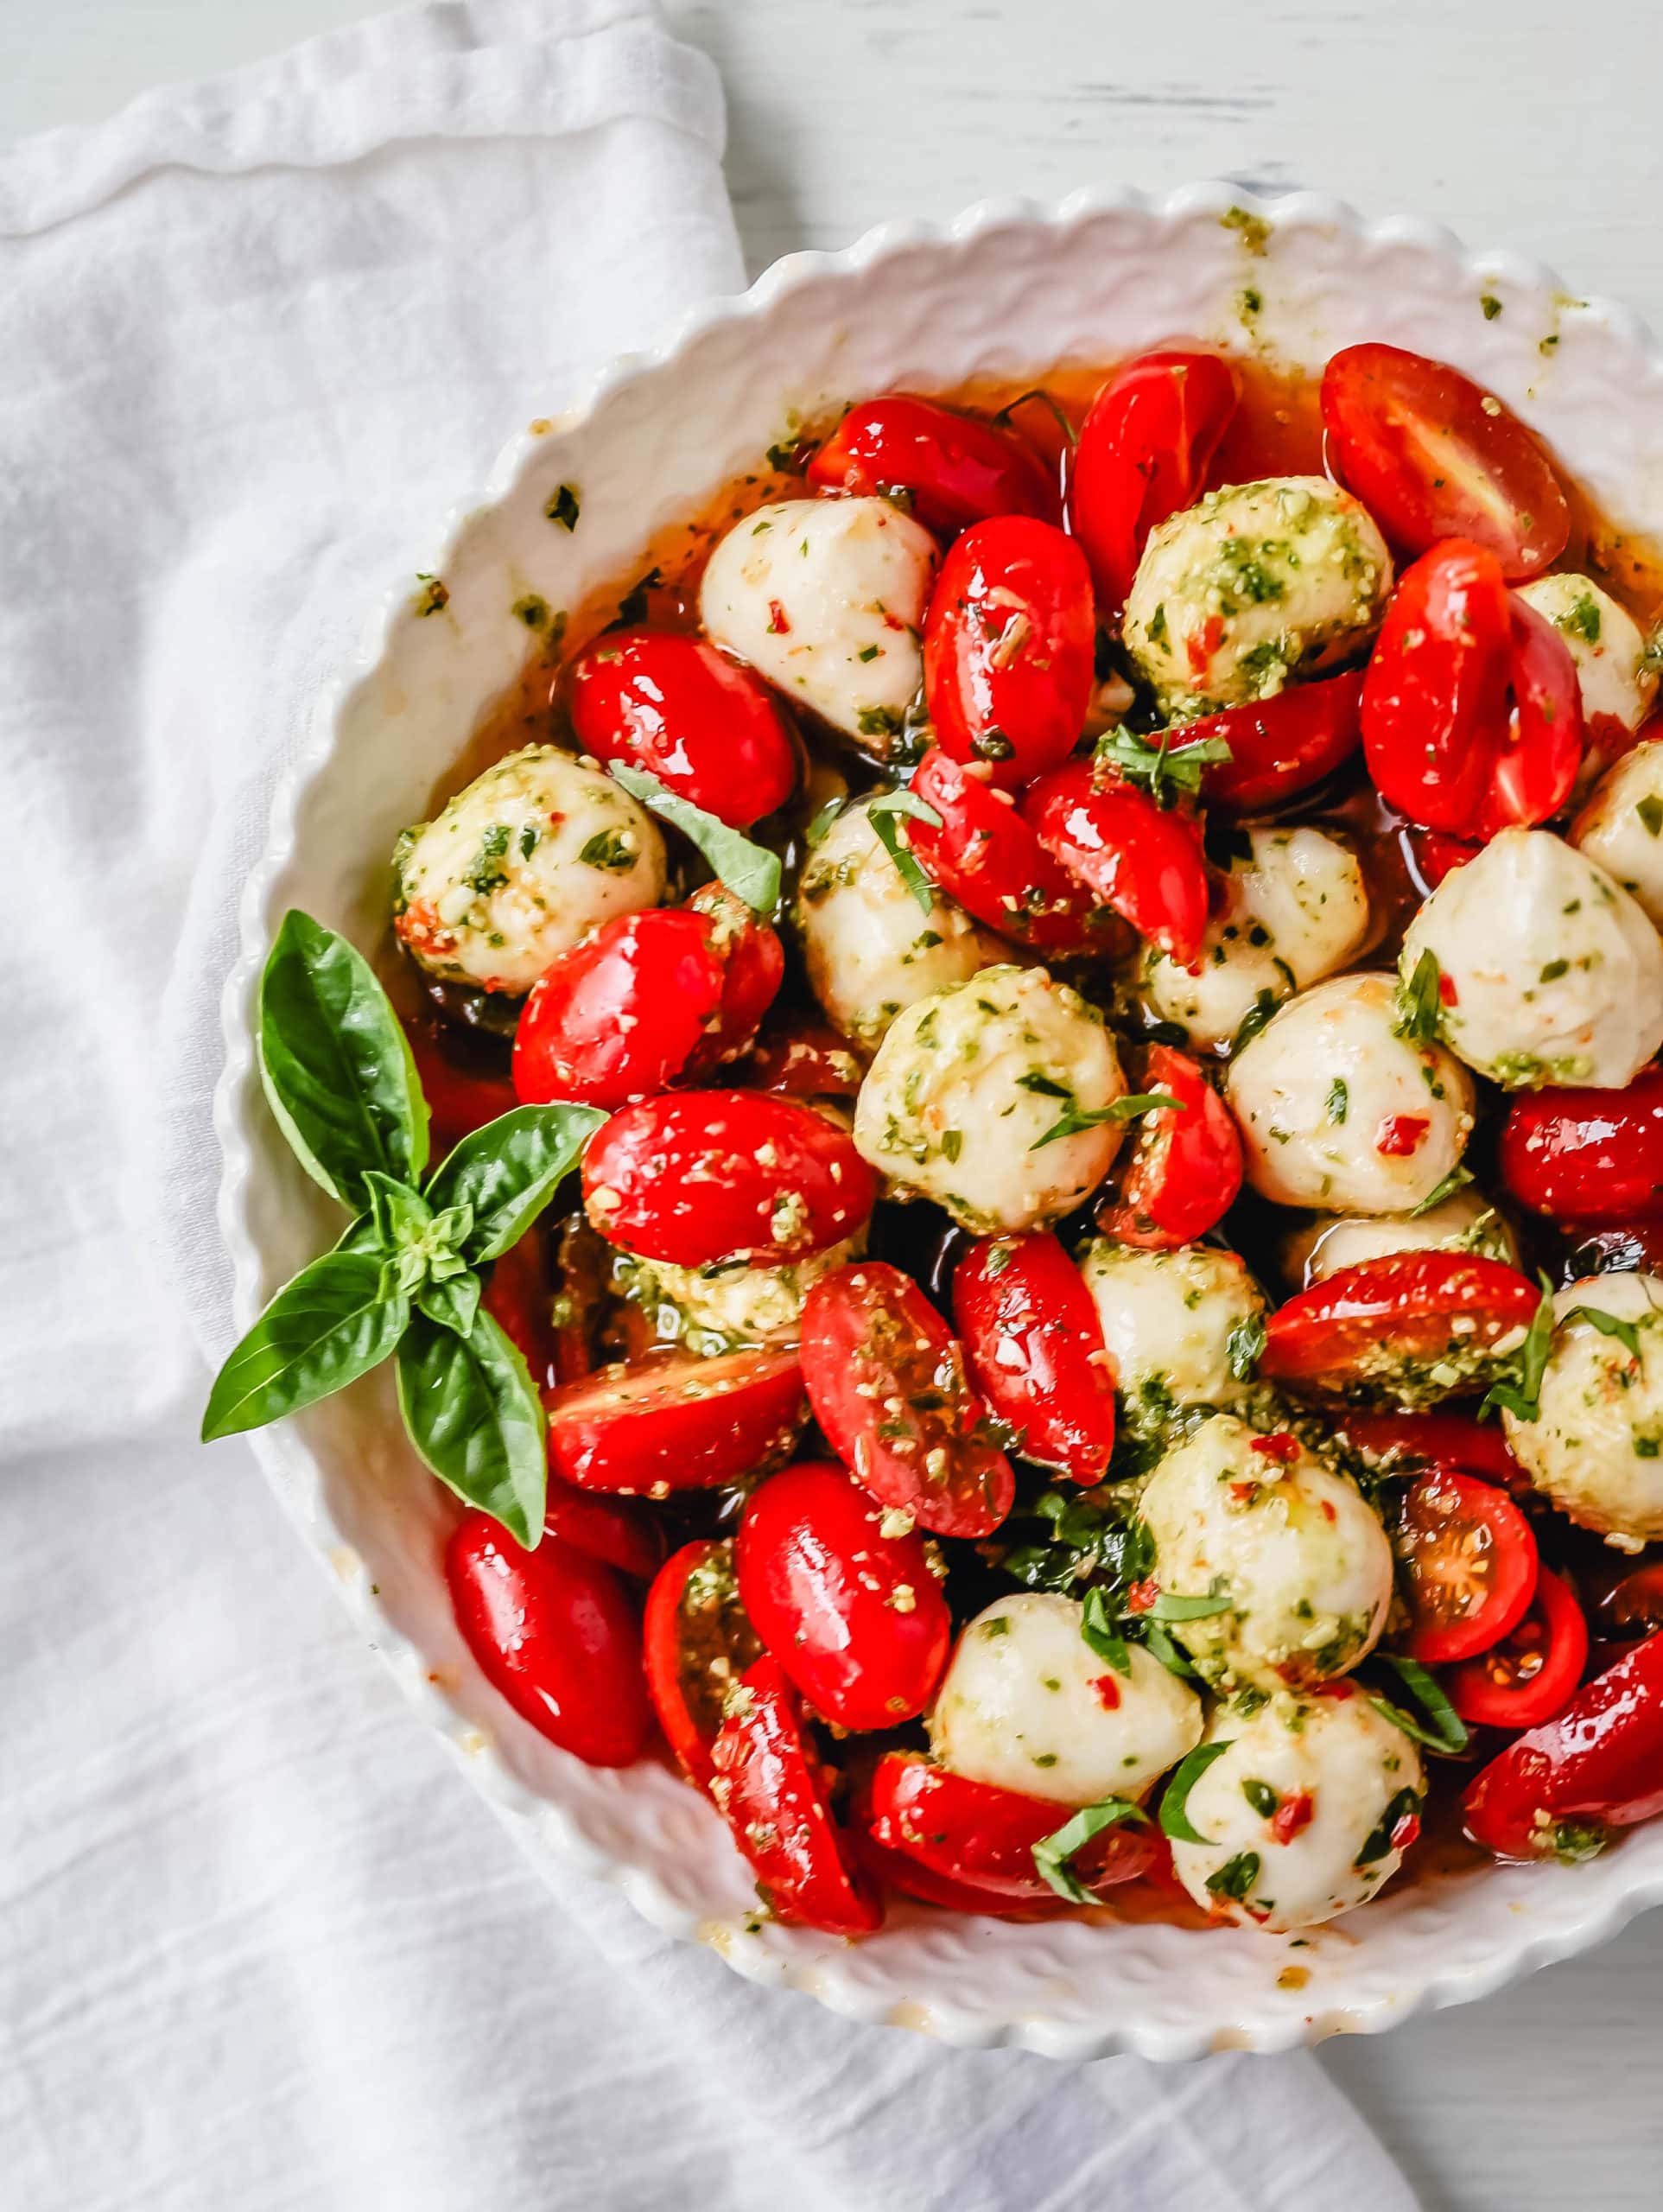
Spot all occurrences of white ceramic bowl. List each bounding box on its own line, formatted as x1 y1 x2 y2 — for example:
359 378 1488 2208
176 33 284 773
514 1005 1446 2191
214 182 1663 2061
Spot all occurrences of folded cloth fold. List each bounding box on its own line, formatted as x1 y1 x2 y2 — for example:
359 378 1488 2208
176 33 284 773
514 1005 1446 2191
0 5 1419 2206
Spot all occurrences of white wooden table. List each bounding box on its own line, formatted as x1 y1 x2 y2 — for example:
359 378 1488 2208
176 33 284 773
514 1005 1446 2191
7 3 1663 2202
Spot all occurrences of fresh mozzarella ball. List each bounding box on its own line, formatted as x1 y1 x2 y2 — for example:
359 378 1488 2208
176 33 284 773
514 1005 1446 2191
929 1592 1203 1805
1571 741 1663 930
1401 828 1663 1090
1517 573 1657 739
1139 1414 1393 1690
1076 1241 1267 1430
795 798 1004 1044
1143 824 1374 1050
1122 477 1392 718
1169 1694 1425 1931
608 1230 866 1355
853 964 1126 1233
699 497 935 747
1279 1188 1517 1287
393 744 664 994
1225 973 1476 1212
1503 1272 1663 1546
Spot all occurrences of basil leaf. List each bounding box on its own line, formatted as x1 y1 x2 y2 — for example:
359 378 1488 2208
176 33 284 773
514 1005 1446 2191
867 789 943 826
1081 1586 1132 1675
1481 1274 1557 1423
1031 1796 1149 1904
866 798 938 918
201 1249 408 1440
1158 1738 1234 1844
1228 988 1279 1057
1355 1784 1424 1867
365 1170 432 1249
1227 1313 1266 1382
1368 1652 1469 1756
1139 1618 1198 1679
1562 1305 1643 1359
417 1271 483 1338
424 1103 605 1263
1205 1850 1260 1904
395 1307 546 1546
1408 1162 1473 1217
1146 1580 1231 1622
607 763 781 914
1395 947 1444 1044
1095 726 1231 805
258 910 429 1205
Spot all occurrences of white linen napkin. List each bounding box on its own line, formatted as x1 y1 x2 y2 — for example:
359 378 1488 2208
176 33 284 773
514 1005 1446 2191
0 6 1421 2206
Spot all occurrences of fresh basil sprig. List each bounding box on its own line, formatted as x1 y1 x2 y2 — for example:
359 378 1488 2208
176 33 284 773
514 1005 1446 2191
607 762 782 914
203 911 603 1545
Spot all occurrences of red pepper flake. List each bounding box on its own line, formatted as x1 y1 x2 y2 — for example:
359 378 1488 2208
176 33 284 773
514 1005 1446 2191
1185 613 1225 677
1250 1433 1299 1464
1438 972 1459 1007
1320 1498 1337 1524
1314 1676 1357 1700
1270 1789 1314 1846
767 600 791 634
1391 1809 1423 1853
1125 1578 1160 1615
1375 1114 1430 1157
1229 1481 1258 1503
1090 1674 1122 1711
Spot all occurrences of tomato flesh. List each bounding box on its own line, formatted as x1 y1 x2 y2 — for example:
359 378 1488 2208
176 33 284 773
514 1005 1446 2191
1260 1252 1543 1403
865 1752 1154 1900
1170 671 1362 811
952 1232 1116 1485
1095 1043 1243 1249
800 1262 1015 1538
736 1459 952 1730
1333 1410 1527 1491
1396 1466 1539 1664
512 908 726 1109
1022 759 1210 967
544 1344 807 1494
1449 1565 1590 1733
543 1484 665 1581
682 882 785 1074
1322 342 1570 580
643 1537 763 1786
1499 1065 1663 1224
805 393 1061 536
740 1015 864 1098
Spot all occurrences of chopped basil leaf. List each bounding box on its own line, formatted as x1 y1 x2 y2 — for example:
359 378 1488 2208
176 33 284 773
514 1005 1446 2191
1368 1653 1469 1756
1158 1739 1233 1844
1563 1305 1642 1358
1408 1163 1474 1217
1204 1851 1260 1904
1480 1273 1557 1423
1395 948 1444 1043
607 763 782 914
1355 1785 1423 1867
545 483 581 531
1226 1313 1266 1382
1081 1586 1132 1676
1031 1796 1150 1904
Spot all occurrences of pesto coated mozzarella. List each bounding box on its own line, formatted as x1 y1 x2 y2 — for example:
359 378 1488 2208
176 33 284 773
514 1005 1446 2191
853 964 1126 1232
1143 824 1374 1050
607 1230 866 1355
1278 1188 1516 1287
1076 1241 1267 1430
1517 572 1657 739
699 497 936 747
929 1592 1203 1805
794 798 1003 1044
1503 1272 1663 1547
1122 477 1393 718
1139 1414 1393 1690
1400 828 1663 1089
1571 741 1663 930
1169 1694 1425 1931
392 745 665 994
1225 973 1476 1212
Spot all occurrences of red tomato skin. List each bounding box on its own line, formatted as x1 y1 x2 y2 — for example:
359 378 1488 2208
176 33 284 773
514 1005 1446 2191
1471 595 1584 839
736 1460 951 1730
850 1828 1071 1917
907 748 1120 956
1169 671 1363 811
481 1227 560 1395
1461 1623 1663 1864
708 1657 884 1935
1322 343 1571 581
805 394 1061 536
512 909 726 1109
1261 1252 1543 1397
1095 1044 1243 1249
1022 759 1210 966
682 882 785 1074
1449 1565 1590 1735
581 1090 879 1266
404 1019 517 1152
952 1233 1116 1484
800 1262 1015 1539
1068 350 1241 609
741 1016 864 1099
642 1537 762 1787
923 518 1096 790
543 1484 665 1581
445 1511 651 1768
568 627 798 828
1499 1066 1663 1224
865 1752 1155 1899
1362 540 1515 831
1564 1219 1663 1277
545 1345 808 1494
1397 1466 1539 1665
1333 1410 1528 1491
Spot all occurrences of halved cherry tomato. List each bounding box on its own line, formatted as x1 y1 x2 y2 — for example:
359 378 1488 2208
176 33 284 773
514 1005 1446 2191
952 1232 1116 1484
865 1751 1155 1900
1169 671 1363 811
481 1226 561 1393
1361 541 1583 837
1322 342 1570 580
907 747 1123 957
800 1262 1015 1538
544 1344 807 1493
1022 758 1209 966
1563 1220 1663 1278
1596 1562 1663 1643
1449 1565 1589 1733
805 393 1060 536
1332 1410 1528 1491
1260 1251 1543 1402
405 1018 517 1151
740 1015 864 1098
1095 1044 1242 1249
1462 1620 1663 1867
708 1656 883 1934
445 1510 651 1768
1395 1466 1539 1664
582 1090 878 1266
1068 349 1241 610
512 909 727 1109
643 1537 763 1786
682 882 785 1073
568 627 798 828
543 1484 665 1581
922 518 1095 790
850 1827 1070 1917
1499 1065 1663 1224
736 1460 952 1729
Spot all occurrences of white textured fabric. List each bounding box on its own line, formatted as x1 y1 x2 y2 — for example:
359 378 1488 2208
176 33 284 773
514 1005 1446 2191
0 6 1419 2207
